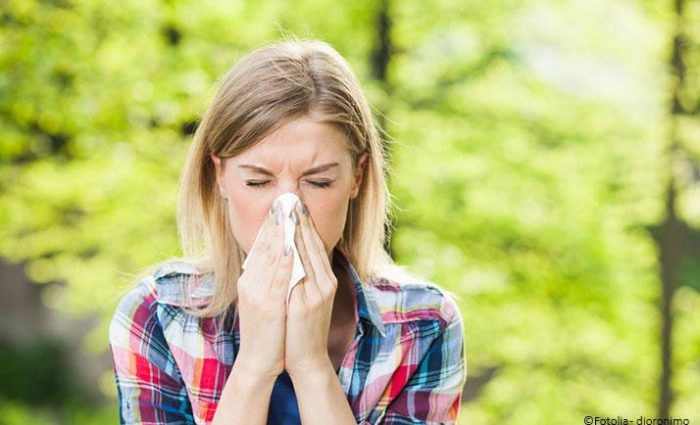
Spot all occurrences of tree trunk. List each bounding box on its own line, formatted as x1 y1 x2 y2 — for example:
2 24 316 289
370 0 396 259
658 0 687 417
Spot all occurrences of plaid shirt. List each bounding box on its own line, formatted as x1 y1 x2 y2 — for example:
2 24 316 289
109 248 467 424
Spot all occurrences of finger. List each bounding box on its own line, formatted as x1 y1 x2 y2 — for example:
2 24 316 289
240 206 276 290
260 200 282 254
273 204 287 255
269 235 294 300
291 210 312 303
297 202 332 274
296 202 334 294
259 203 285 293
248 201 277 262
293 206 318 302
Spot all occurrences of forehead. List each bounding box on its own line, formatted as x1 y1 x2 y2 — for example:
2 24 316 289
234 117 351 164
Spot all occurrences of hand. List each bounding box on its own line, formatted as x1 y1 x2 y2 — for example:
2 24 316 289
234 201 293 380
285 201 338 378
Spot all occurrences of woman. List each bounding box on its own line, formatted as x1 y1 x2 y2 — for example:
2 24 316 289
109 38 467 425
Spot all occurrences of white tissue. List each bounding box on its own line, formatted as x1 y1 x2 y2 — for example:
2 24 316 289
241 192 306 310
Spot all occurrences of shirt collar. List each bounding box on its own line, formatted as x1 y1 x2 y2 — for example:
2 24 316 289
333 247 387 337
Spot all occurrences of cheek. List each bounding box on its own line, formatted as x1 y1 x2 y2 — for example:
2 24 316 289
226 186 270 251
306 190 350 248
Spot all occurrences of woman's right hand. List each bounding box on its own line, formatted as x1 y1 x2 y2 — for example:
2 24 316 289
234 200 293 380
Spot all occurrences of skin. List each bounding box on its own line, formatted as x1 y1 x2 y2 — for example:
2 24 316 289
209 113 368 425
211 114 366 265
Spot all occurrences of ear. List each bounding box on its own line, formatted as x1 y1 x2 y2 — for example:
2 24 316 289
350 151 369 200
210 154 227 198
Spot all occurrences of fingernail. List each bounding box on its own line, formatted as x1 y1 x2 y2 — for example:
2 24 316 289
284 244 292 256
301 203 308 217
292 210 299 225
270 200 279 216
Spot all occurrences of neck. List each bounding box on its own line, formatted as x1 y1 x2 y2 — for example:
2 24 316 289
331 258 355 325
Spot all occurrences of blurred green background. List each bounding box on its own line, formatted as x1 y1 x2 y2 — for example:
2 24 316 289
1 0 699 423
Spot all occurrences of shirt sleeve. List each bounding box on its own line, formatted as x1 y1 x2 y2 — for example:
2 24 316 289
109 277 196 425
379 294 467 425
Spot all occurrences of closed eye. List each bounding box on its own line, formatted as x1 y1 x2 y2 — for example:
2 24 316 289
246 180 334 188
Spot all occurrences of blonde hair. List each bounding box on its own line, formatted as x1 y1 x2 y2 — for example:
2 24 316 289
133 37 421 319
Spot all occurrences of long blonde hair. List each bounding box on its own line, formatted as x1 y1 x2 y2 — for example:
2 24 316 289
136 37 417 318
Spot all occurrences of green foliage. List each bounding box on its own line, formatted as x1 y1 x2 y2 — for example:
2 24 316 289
0 399 116 425
0 0 698 424
0 338 79 406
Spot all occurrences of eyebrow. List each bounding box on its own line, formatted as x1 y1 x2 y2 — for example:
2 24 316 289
238 162 340 177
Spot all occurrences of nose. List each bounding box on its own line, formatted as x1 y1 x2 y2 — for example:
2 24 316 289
273 185 305 206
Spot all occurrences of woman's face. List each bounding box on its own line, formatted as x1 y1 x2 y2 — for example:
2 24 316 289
211 114 368 262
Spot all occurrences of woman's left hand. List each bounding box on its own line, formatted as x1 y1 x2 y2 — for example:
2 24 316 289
284 201 338 378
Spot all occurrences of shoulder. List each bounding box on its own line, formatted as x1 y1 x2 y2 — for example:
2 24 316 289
110 270 158 329
108 272 163 358
109 260 210 341
367 273 462 330
108 264 196 401
361 274 467 394
149 260 213 308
